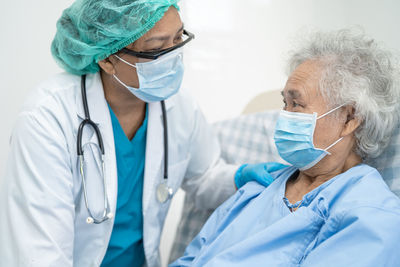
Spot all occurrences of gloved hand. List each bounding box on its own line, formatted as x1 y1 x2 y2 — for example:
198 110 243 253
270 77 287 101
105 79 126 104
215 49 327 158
234 162 289 189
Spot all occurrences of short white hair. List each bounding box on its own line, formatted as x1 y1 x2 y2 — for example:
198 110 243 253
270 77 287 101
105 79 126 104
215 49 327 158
287 28 400 159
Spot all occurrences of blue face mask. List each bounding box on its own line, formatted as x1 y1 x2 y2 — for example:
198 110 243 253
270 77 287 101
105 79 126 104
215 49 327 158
113 48 184 103
274 104 345 170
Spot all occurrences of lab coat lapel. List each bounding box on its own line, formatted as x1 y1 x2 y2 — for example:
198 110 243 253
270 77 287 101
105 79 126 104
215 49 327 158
142 102 163 216
142 97 177 216
76 73 109 125
75 73 118 215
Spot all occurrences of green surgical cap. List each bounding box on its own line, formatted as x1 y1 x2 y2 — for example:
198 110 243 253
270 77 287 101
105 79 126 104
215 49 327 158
51 0 179 75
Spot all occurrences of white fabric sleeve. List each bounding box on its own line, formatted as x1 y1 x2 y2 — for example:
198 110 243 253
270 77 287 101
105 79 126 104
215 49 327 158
0 111 75 266
181 103 239 210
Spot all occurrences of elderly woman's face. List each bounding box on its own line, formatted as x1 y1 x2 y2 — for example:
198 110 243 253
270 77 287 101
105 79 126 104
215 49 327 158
282 60 344 152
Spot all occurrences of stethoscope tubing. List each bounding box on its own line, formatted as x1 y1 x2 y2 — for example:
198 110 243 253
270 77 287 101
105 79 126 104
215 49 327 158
77 74 170 224
77 75 105 156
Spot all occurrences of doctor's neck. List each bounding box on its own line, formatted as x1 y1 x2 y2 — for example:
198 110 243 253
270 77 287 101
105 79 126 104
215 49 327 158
100 70 146 140
100 70 145 111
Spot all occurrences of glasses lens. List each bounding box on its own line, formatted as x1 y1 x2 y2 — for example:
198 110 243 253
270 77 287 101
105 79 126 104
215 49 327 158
137 57 155 63
180 31 190 43
124 30 193 62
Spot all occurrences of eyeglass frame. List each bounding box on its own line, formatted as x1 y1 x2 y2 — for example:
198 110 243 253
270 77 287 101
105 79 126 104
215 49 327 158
119 29 195 60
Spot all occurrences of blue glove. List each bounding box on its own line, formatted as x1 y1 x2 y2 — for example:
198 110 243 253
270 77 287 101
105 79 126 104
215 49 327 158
234 162 289 189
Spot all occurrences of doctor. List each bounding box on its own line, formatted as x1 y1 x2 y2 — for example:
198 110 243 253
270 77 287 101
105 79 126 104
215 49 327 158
0 0 274 266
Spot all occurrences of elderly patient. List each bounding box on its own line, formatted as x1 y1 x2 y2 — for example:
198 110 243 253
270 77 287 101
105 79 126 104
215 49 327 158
170 29 400 267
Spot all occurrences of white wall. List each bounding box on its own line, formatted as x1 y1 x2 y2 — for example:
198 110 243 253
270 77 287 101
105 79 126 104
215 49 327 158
1 0 399 266
0 0 74 175
179 0 400 123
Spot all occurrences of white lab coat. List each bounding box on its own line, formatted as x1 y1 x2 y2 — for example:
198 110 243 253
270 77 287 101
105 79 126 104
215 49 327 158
0 72 237 267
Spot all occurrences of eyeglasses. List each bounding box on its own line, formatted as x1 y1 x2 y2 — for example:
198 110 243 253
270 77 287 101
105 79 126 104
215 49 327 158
120 29 195 60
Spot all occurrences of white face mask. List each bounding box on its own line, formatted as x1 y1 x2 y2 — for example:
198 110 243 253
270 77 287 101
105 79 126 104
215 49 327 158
113 48 184 103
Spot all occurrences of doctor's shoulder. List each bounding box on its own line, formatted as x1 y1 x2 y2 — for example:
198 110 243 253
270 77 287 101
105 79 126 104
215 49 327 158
166 87 203 129
11 72 81 144
21 72 80 113
169 87 200 115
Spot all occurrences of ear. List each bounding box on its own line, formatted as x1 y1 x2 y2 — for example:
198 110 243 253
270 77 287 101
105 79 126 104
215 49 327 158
98 56 117 75
340 106 361 137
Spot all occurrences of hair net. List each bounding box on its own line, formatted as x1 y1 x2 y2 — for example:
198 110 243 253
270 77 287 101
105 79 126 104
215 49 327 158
51 0 179 75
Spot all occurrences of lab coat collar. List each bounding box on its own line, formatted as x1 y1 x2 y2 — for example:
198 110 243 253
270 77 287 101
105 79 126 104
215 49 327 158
76 73 108 125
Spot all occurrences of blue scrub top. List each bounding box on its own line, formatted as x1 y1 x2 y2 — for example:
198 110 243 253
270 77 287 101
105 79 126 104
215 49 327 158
171 164 400 267
101 105 148 267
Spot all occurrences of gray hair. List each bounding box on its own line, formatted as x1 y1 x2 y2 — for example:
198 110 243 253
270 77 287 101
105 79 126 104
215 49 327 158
287 28 400 159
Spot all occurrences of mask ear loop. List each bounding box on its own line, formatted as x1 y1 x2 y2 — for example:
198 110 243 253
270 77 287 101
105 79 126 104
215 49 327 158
317 103 347 120
112 55 140 90
323 137 344 155
317 103 347 154
114 55 137 69
112 74 129 87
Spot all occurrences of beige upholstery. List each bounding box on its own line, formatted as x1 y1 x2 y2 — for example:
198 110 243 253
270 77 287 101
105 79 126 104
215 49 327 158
242 89 282 114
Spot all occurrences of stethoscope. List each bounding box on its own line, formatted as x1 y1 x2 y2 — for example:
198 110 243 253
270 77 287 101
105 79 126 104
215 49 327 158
77 74 172 224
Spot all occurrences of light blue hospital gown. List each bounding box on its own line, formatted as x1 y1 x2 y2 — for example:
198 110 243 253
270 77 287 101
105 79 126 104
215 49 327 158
171 164 400 267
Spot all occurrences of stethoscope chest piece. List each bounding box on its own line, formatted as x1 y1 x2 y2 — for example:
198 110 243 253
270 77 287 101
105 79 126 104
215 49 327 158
156 182 173 203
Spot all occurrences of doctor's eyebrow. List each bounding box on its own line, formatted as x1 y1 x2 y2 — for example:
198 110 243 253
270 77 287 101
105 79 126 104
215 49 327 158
145 24 184 43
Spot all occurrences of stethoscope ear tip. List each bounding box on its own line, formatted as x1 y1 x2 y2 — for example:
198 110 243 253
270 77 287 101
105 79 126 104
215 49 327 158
107 213 114 219
86 217 94 224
